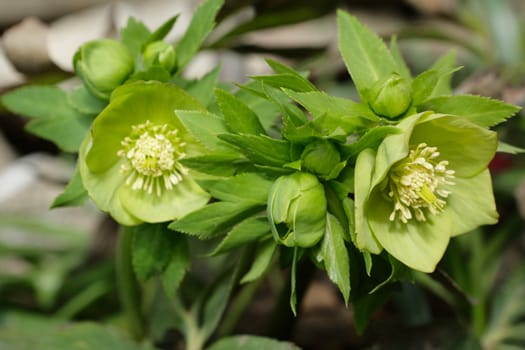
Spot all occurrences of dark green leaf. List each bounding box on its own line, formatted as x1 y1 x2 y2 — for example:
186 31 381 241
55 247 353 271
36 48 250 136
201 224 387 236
198 269 235 341
322 214 350 304
215 89 266 135
51 165 88 208
198 173 272 204
168 202 263 239
420 95 521 127
497 141 525 154
132 223 177 282
120 17 151 57
207 335 300 350
181 153 246 176
218 134 293 167
176 0 224 69
241 239 277 283
212 216 271 255
340 126 401 160
337 10 398 98
161 235 190 295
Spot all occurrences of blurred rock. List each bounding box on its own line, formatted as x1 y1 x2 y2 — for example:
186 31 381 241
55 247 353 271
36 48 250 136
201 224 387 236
0 132 17 170
0 45 26 89
1 17 52 74
0 0 110 27
405 0 458 15
0 153 103 236
47 4 113 72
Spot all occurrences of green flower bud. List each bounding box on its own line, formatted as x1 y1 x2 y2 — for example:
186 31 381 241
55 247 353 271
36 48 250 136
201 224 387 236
143 41 176 72
73 39 134 100
267 172 326 247
301 140 343 179
368 73 412 119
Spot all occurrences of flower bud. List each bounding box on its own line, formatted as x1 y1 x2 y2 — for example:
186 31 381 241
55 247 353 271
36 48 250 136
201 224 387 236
368 73 412 119
143 41 176 72
73 39 134 100
301 140 342 179
268 172 326 247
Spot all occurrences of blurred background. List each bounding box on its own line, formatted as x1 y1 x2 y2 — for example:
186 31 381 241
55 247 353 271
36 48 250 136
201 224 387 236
1 1 525 349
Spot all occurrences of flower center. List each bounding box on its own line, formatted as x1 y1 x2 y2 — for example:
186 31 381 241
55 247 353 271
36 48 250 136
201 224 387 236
385 143 455 223
117 120 187 196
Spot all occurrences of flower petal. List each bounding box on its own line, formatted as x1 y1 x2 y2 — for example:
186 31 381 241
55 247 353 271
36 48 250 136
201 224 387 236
410 115 497 178
119 176 210 223
79 135 142 226
354 148 382 253
367 188 452 272
447 169 498 236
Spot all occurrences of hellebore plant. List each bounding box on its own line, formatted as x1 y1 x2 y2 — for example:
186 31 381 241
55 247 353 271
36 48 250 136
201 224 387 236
1 1 522 348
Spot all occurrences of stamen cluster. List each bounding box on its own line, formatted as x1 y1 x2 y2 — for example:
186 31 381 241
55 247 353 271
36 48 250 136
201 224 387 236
385 143 455 223
117 120 187 196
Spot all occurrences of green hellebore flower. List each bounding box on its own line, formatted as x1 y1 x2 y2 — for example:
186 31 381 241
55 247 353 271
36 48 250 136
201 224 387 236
368 73 412 119
354 112 498 272
79 81 210 225
74 39 134 100
143 41 177 72
268 172 327 248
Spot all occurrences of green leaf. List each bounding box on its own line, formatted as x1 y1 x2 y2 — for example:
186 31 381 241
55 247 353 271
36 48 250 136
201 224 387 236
389 36 411 79
120 17 151 57
212 216 271 255
497 141 525 154
185 66 221 107
181 153 246 176
234 81 280 131
198 270 235 341
198 173 273 204
2 85 92 152
2 85 72 119
411 67 459 105
215 88 266 135
251 73 316 92
420 95 521 127
218 134 293 167
241 239 277 283
284 89 378 123
168 202 263 239
0 321 153 350
68 86 106 115
341 126 401 160
175 0 224 69
428 50 457 98
322 214 351 304
146 15 178 44
337 10 399 98
207 335 300 350
132 223 177 282
176 110 236 153
51 165 88 208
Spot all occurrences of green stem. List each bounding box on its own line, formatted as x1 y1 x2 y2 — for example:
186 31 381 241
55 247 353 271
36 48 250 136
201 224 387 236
116 226 145 339
266 258 315 340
